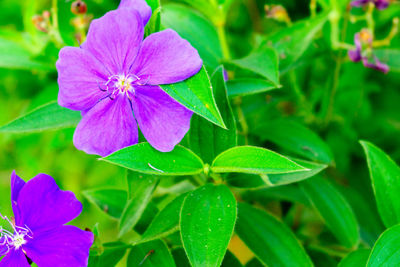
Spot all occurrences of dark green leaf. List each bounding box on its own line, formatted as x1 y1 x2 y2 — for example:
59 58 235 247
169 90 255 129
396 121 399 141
226 78 278 97
253 120 334 164
162 4 222 70
0 102 81 133
180 184 237 267
374 49 400 72
172 248 191 267
88 242 129 267
221 250 243 267
141 193 188 243
235 203 313 267
229 46 280 85
119 172 158 237
300 176 359 248
102 143 204 176
127 239 176 267
367 224 400 266
189 66 237 164
360 141 400 228
211 146 308 174
83 189 127 219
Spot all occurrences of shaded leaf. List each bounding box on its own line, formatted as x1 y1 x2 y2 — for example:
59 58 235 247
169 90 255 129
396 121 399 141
83 189 127 219
127 239 176 267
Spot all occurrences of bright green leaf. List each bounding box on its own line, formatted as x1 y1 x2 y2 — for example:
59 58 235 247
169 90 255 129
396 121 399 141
235 203 313 267
360 141 400 228
181 184 237 267
211 146 308 174
0 101 81 133
160 66 225 128
338 249 370 267
101 143 204 176
367 224 400 266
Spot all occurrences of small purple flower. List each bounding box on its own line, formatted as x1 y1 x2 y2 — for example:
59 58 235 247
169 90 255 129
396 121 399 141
0 171 93 266
351 0 390 10
57 8 202 157
348 30 389 73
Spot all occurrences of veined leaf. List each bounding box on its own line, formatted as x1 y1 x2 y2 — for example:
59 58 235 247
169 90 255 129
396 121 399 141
83 189 127 219
127 239 176 267
226 78 278 97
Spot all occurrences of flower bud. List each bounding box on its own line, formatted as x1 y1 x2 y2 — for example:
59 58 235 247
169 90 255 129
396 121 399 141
71 0 87 15
265 5 291 24
32 15 48 33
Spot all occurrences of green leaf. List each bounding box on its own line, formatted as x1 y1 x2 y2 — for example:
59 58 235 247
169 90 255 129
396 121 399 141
160 66 225 128
267 12 328 70
226 78 278 97
172 248 191 267
83 189 127 219
127 239 176 267
211 146 308 174
242 185 311 206
338 249 370 267
88 242 129 267
140 193 188 243
180 184 237 267
254 120 334 164
360 141 400 228
229 46 280 85
367 224 400 266
221 250 243 267
162 4 222 70
374 49 400 72
0 36 53 70
0 101 81 133
101 143 204 176
189 66 237 164
119 172 158 237
235 203 313 267
228 159 327 188
300 176 359 248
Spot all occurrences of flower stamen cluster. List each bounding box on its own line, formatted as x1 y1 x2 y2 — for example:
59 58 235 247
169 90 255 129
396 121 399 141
0 213 33 255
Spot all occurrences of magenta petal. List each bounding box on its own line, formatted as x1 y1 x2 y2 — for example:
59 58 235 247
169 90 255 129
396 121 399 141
23 225 93 267
132 85 192 152
83 9 144 74
15 174 82 232
118 0 152 25
131 29 203 85
73 95 138 157
10 171 25 220
56 47 109 111
0 249 30 267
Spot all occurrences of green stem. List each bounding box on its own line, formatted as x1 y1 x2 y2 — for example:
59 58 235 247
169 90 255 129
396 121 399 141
217 25 231 60
50 0 64 47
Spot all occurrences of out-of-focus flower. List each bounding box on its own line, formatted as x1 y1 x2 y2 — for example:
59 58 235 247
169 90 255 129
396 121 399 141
265 5 291 24
351 0 390 10
0 171 93 266
31 11 51 33
71 0 87 15
57 8 202 156
348 29 389 73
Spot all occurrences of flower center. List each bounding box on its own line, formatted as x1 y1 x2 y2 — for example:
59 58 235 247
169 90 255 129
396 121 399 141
0 213 33 255
99 74 149 100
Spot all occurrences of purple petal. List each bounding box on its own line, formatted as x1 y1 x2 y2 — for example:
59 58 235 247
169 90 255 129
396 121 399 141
73 95 138 157
374 0 389 9
118 0 152 25
348 49 362 62
362 56 389 73
351 0 370 7
131 29 202 85
132 85 192 152
23 225 93 267
83 9 144 74
0 249 30 267
56 47 109 111
10 171 25 220
15 174 82 232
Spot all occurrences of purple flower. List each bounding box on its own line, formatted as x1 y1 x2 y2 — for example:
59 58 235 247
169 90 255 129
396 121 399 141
348 30 389 73
118 0 152 24
57 8 202 157
351 0 390 10
0 171 93 266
